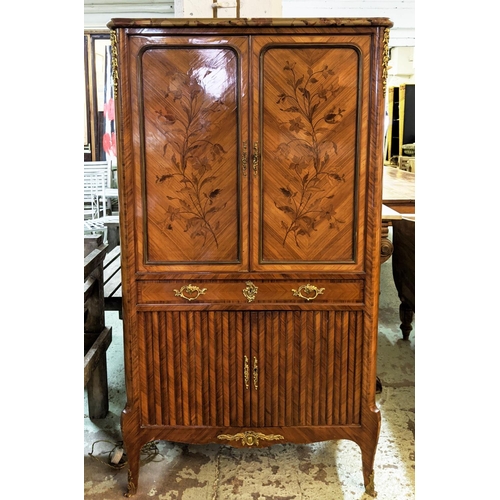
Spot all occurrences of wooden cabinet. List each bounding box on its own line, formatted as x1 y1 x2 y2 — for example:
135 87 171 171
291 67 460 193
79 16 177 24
108 17 392 497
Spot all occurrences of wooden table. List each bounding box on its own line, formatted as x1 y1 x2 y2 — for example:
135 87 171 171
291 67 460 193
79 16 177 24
383 165 415 214
380 166 415 263
381 166 415 339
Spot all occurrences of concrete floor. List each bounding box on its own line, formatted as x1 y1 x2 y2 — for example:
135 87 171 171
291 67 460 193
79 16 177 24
84 255 415 499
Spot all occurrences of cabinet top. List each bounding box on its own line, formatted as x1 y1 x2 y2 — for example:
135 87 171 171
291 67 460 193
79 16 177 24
107 17 393 30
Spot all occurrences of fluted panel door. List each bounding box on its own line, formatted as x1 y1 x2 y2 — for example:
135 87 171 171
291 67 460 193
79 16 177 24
251 310 363 427
137 311 248 427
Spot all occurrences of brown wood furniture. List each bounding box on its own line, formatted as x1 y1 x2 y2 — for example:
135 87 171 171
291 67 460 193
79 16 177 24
84 234 112 419
103 244 122 316
391 217 415 339
382 165 415 214
109 17 393 497
380 166 415 263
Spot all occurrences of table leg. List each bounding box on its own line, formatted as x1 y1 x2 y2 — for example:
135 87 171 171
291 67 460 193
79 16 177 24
380 221 393 264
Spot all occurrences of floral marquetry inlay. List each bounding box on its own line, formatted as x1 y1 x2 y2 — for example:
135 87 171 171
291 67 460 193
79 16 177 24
274 60 347 247
260 44 360 263
154 67 229 248
141 47 240 263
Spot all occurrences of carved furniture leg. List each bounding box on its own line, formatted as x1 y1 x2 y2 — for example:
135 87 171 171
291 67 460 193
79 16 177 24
399 300 414 340
380 221 393 264
358 407 381 497
122 408 141 497
360 443 378 497
124 443 140 497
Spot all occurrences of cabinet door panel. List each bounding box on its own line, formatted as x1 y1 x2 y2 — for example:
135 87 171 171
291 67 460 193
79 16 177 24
126 36 249 272
252 37 371 272
137 311 248 427
251 310 363 427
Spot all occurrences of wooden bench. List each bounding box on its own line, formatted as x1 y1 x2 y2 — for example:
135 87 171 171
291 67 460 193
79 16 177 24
103 244 123 318
84 234 113 419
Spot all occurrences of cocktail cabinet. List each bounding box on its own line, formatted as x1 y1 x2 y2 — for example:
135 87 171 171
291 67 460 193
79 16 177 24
108 17 392 497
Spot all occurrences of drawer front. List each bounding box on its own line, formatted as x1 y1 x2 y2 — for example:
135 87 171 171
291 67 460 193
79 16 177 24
137 280 364 305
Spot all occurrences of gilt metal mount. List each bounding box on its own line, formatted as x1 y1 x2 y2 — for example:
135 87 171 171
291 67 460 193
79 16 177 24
217 430 284 446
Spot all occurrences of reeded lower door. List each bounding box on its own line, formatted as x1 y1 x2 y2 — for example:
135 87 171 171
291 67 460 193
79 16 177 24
251 36 373 272
137 309 363 429
251 310 363 427
137 310 250 427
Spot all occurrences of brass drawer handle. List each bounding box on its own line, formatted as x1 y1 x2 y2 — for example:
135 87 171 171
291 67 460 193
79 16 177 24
242 281 258 303
244 355 250 389
173 284 207 301
291 284 325 301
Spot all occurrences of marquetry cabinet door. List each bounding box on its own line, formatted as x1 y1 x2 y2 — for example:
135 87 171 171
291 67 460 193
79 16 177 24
251 36 373 272
123 35 250 274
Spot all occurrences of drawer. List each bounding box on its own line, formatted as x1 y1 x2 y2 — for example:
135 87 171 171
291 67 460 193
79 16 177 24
137 280 364 304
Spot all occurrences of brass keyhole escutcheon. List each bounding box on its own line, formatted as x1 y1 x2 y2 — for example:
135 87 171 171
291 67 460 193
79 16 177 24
242 281 258 303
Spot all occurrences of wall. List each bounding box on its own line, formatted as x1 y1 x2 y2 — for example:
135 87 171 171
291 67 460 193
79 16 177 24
84 0 175 30
84 0 415 48
280 0 415 84
282 0 414 47
387 46 415 86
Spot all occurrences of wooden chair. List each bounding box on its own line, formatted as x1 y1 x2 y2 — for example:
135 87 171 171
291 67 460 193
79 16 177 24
84 234 112 419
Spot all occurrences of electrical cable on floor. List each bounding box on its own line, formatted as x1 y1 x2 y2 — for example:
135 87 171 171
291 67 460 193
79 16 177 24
88 440 163 470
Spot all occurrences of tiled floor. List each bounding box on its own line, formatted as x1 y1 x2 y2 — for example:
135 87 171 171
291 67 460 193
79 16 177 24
84 255 415 499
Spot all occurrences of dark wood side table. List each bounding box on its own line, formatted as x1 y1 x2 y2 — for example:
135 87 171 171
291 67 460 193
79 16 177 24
381 166 415 339
380 166 415 263
391 217 415 340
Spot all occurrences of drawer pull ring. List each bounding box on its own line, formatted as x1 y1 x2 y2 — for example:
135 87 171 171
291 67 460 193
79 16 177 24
244 355 250 389
242 281 258 303
291 284 325 301
217 431 284 447
253 356 258 390
173 284 207 302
